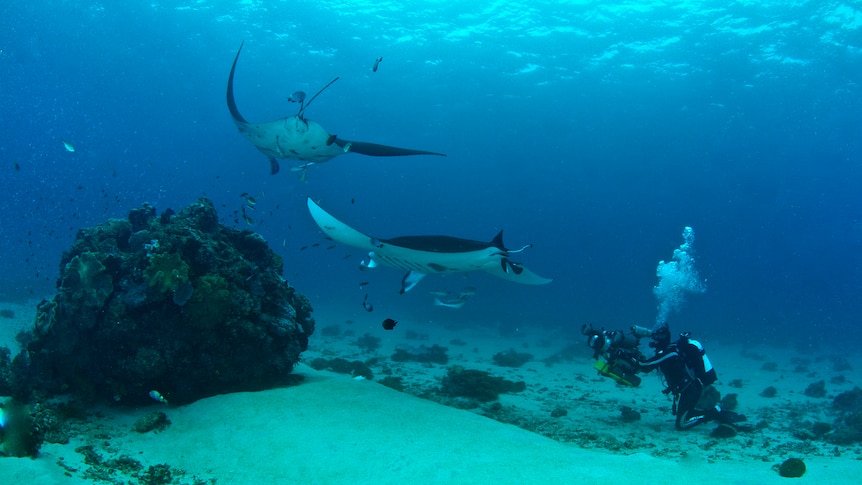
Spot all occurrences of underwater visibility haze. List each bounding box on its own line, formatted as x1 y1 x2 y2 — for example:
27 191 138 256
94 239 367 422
1 0 860 349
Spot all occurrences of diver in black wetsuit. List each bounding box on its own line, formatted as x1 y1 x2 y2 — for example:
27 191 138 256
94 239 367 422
638 325 747 430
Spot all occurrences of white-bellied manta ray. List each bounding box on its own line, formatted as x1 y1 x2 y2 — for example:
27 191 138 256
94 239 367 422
227 42 445 180
306 198 552 293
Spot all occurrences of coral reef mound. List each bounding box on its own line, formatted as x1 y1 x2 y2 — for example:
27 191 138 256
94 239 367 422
12 199 314 405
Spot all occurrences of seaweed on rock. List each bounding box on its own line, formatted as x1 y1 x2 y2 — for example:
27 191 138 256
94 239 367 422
143 252 189 294
391 344 449 364
439 366 526 402
492 349 533 368
12 198 314 405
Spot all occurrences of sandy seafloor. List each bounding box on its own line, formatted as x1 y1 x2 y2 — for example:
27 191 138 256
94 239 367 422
1 300 860 484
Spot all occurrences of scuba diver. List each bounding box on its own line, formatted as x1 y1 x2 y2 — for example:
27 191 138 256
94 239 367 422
637 325 747 430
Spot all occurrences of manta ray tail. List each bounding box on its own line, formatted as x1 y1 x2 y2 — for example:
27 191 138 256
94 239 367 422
333 139 446 157
299 77 340 119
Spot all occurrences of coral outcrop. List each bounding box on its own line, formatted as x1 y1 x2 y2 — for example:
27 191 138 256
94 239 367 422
10 198 314 405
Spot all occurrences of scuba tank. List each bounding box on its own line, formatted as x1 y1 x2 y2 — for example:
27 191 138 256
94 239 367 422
678 332 716 386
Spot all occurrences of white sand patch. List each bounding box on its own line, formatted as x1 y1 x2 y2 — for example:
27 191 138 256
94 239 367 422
5 365 850 484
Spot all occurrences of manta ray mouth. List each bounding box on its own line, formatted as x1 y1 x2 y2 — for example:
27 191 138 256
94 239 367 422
502 259 525 275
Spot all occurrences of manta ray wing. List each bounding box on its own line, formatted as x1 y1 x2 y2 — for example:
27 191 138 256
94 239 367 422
488 259 553 285
227 43 446 176
306 198 552 289
306 198 377 251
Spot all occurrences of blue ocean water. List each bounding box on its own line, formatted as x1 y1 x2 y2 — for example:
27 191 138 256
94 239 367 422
1 1 859 348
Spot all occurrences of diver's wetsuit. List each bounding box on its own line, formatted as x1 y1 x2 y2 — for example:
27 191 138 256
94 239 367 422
637 335 721 430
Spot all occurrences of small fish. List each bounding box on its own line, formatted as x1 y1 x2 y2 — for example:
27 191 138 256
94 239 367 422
358 281 369 288
400 271 425 294
311 243 320 247
149 390 168 404
63 141 76 152
13 162 20 171
434 297 466 309
372 57 383 72
288 91 306 103
351 197 355 204
362 294 374 312
299 245 308 251
241 206 254 225
430 287 477 308
382 318 397 330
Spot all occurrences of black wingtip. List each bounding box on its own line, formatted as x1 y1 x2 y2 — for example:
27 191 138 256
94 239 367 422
227 41 248 124
334 140 446 157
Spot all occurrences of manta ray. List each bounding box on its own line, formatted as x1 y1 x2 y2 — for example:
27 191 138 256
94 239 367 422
227 42 445 180
306 198 552 293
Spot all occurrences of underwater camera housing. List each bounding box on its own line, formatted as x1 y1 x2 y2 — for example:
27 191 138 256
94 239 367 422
581 324 651 387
